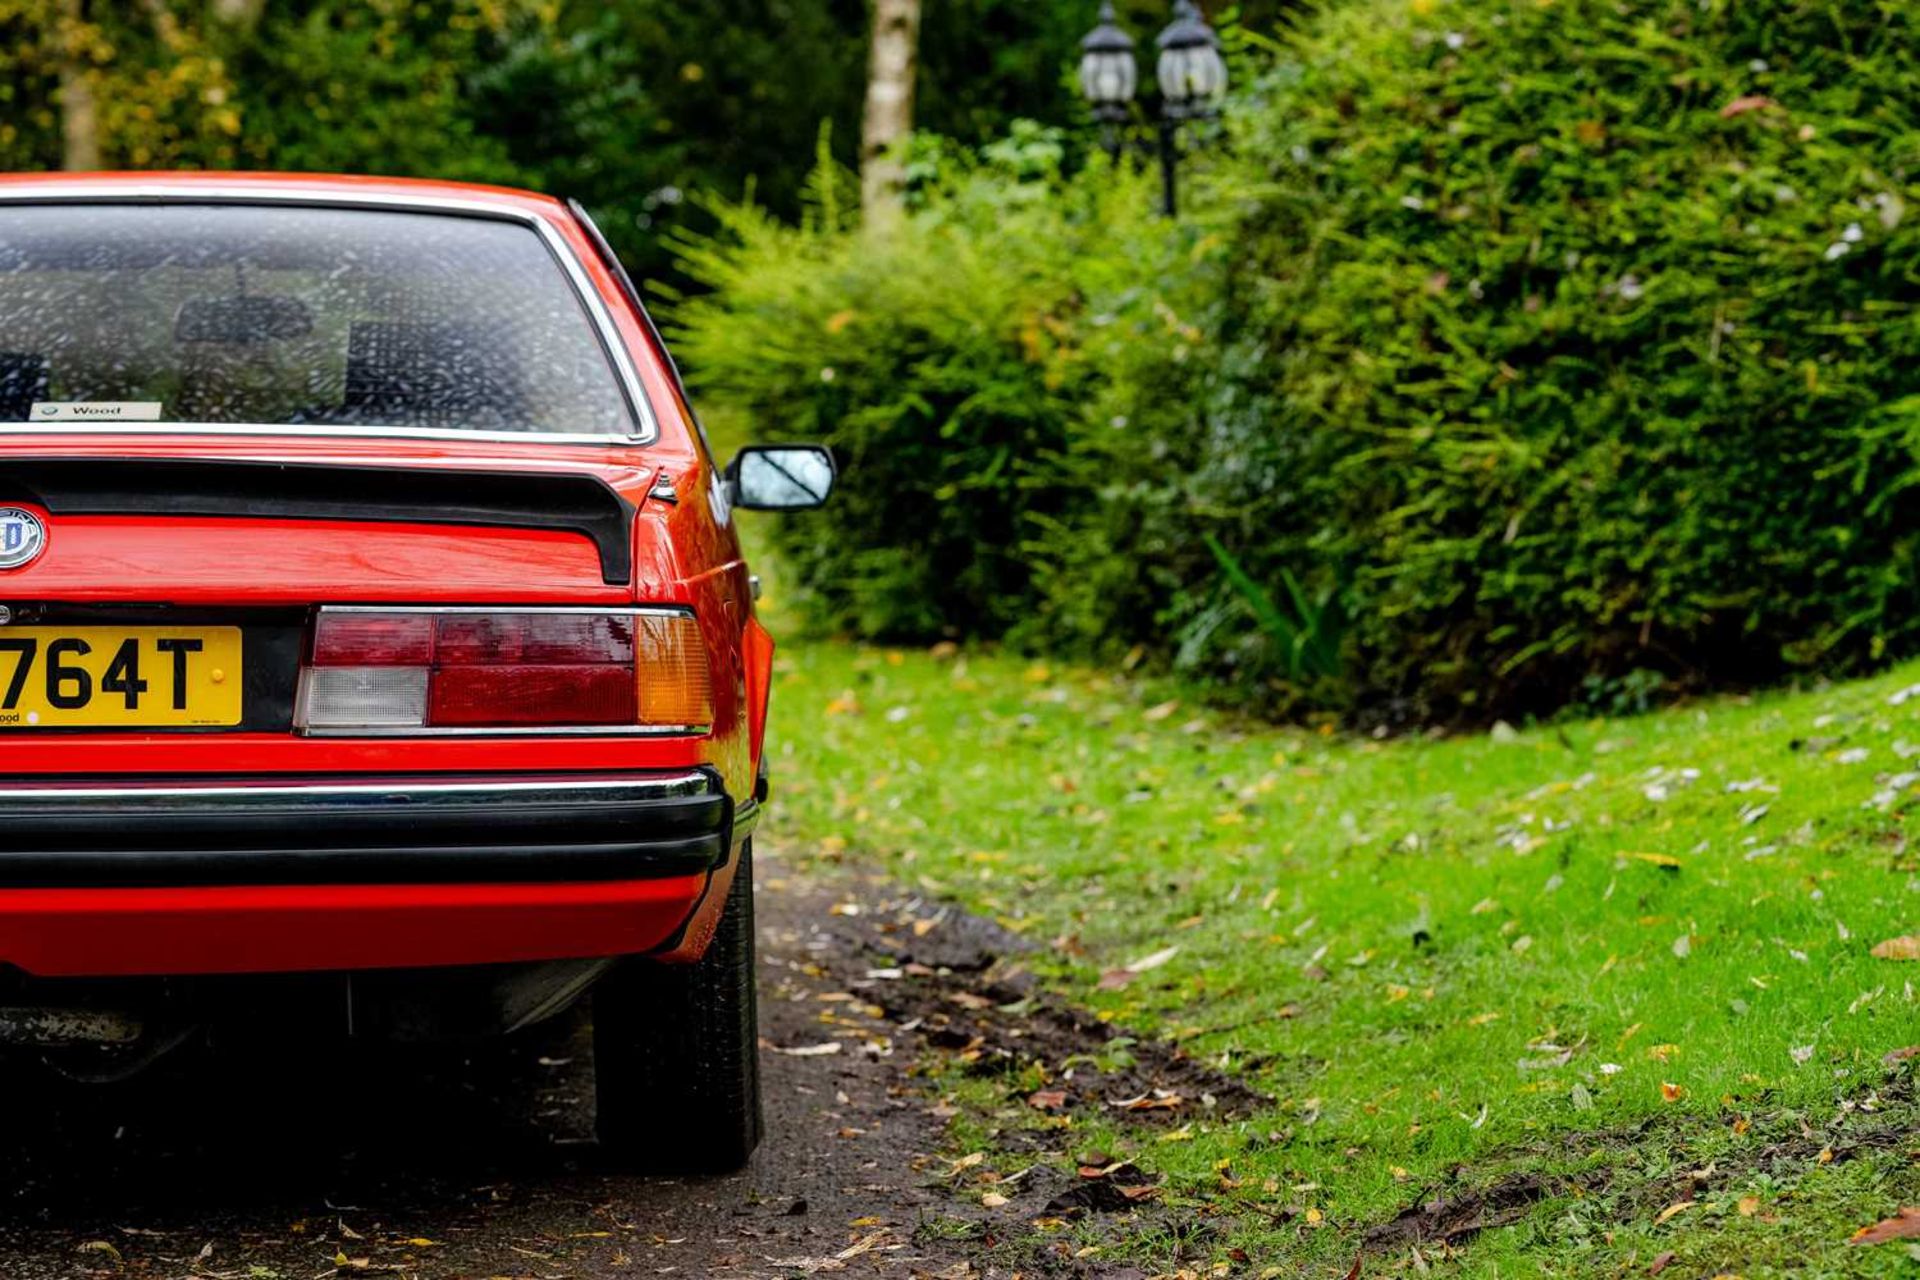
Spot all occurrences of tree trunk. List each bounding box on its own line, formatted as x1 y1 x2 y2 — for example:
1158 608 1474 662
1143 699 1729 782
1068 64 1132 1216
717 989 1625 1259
860 0 920 231
56 0 100 172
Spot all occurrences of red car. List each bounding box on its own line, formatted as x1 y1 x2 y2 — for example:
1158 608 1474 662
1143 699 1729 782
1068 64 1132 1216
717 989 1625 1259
0 173 832 1172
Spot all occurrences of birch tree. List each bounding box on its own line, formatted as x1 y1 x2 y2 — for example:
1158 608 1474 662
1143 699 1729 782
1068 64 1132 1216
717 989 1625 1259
860 0 920 230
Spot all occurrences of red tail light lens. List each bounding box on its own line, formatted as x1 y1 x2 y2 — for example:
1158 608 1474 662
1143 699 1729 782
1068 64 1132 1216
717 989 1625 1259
431 665 637 726
299 609 711 734
311 611 433 666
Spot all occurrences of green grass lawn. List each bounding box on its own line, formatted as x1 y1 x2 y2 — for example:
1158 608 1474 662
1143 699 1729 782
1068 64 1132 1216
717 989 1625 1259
761 631 1920 1276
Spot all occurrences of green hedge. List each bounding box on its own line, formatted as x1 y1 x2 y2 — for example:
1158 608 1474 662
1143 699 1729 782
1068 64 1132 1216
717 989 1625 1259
1194 0 1920 719
676 0 1920 724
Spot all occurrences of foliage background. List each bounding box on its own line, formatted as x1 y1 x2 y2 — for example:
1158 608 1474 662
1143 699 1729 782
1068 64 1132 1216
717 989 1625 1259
680 0 1920 725
0 0 1286 276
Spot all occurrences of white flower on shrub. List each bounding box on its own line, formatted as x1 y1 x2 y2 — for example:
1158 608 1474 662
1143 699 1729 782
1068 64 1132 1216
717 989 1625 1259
1604 274 1644 302
1823 224 1864 261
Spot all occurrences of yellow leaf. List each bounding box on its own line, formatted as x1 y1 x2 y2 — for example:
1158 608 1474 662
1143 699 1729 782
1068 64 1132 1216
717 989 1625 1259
1656 1200 1696 1224
1737 1196 1760 1217
1660 1081 1685 1103
1629 852 1682 869
1870 936 1920 961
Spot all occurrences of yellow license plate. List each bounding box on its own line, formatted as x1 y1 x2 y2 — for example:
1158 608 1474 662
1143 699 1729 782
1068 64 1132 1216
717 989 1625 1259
0 627 242 728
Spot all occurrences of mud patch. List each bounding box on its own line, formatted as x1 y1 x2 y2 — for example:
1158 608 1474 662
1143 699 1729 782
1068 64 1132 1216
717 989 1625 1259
807 880 1269 1127
1362 1173 1549 1249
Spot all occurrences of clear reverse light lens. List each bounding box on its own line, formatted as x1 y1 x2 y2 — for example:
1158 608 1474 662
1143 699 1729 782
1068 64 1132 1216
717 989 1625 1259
300 666 429 728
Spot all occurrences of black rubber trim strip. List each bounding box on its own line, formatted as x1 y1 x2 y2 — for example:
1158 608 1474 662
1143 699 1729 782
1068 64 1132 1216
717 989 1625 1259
0 457 636 586
0 793 725 850
0 787 727 887
0 836 722 889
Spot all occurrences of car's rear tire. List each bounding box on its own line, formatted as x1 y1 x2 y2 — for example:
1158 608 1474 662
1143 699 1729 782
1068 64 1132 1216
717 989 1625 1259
593 840 762 1173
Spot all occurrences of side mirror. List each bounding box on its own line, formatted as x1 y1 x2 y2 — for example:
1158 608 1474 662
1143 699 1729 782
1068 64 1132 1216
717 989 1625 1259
726 445 836 511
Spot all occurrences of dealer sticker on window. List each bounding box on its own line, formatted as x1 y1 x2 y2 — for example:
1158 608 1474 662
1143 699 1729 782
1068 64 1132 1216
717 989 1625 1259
29 401 165 423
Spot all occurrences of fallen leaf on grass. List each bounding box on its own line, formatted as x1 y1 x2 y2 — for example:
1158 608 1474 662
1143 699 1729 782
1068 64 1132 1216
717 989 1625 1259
1655 1200 1695 1225
1883 1046 1920 1065
1719 95 1776 118
1126 945 1179 973
1849 1207 1920 1245
1027 1089 1068 1112
1660 1082 1685 1103
1628 852 1682 871
1110 1091 1183 1112
770 1042 843 1057
1648 1252 1676 1275
1870 936 1920 961
76 1242 123 1262
1101 945 1179 989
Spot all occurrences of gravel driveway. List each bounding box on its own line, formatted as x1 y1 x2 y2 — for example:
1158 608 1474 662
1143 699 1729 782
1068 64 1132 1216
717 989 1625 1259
0 850 976 1280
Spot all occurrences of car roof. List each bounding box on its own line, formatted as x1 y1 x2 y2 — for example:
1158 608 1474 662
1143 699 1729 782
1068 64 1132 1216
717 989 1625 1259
0 171 569 221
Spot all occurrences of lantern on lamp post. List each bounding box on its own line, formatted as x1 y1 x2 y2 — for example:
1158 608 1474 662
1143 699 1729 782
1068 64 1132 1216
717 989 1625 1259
1079 2 1138 157
1077 0 1229 217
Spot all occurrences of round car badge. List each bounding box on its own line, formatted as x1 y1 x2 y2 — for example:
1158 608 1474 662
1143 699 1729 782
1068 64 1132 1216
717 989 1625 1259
0 508 47 570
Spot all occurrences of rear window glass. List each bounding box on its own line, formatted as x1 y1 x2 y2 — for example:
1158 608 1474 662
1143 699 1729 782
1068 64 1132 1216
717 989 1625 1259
0 203 639 437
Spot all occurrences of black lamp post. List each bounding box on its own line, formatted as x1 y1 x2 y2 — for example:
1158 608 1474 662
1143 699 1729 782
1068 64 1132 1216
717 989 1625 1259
1079 0 1228 217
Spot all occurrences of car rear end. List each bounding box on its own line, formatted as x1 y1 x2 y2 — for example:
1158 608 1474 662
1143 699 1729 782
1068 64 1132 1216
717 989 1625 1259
0 175 776 1168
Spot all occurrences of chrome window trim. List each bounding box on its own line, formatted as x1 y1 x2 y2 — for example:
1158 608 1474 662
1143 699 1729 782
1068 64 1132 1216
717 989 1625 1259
0 183 658 446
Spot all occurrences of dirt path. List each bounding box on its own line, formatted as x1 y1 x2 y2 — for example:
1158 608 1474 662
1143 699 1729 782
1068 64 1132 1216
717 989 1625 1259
0 849 995 1280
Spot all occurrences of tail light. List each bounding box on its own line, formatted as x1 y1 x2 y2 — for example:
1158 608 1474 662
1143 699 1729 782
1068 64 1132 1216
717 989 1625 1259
297 608 711 735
